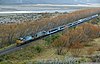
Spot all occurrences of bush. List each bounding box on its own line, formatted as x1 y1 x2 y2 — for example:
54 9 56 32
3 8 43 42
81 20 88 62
0 60 13 64
44 34 60 45
34 45 43 53
52 23 100 55
1 8 100 49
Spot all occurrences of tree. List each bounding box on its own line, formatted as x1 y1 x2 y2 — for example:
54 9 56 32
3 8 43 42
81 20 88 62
52 35 68 55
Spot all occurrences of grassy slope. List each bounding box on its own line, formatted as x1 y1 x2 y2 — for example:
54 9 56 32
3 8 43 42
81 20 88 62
0 37 100 64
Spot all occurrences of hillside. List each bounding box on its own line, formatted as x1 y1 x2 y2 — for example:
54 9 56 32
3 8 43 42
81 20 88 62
0 8 100 49
0 8 100 64
0 15 100 64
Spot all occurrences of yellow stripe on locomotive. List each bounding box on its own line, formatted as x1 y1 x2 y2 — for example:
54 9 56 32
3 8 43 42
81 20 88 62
16 39 23 45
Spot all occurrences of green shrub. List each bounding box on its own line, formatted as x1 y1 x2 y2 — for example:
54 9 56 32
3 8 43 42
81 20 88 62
44 34 60 45
34 46 43 53
0 60 13 64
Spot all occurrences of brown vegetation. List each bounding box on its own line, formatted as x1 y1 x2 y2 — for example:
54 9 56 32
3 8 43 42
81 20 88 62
52 23 100 55
0 8 100 48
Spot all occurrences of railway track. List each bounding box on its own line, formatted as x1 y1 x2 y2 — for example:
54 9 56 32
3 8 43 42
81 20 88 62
0 14 99 56
0 42 32 56
0 34 50 56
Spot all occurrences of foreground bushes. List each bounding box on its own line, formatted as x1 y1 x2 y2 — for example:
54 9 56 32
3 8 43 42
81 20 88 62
0 23 100 63
52 23 100 55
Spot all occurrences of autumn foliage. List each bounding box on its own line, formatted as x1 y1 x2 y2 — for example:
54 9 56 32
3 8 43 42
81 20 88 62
52 23 100 55
0 8 100 48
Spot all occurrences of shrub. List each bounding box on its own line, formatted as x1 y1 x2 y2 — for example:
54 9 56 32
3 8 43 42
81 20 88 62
44 34 60 45
0 8 100 48
34 45 43 53
52 23 100 55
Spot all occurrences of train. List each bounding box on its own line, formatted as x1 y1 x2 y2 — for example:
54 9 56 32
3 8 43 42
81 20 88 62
16 14 99 46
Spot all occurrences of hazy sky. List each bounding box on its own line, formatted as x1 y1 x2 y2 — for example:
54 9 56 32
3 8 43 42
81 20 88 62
0 0 100 4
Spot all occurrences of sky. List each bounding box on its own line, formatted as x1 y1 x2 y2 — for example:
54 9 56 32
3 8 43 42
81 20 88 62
0 0 100 4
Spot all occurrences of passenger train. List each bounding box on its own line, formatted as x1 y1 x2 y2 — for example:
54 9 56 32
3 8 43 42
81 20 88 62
16 14 99 46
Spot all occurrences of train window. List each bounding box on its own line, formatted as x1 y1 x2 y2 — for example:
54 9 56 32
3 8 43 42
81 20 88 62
78 20 82 22
67 23 73 26
42 31 46 33
73 22 77 24
34 34 37 37
49 28 58 32
60 26 65 29
19 38 24 41
60 27 63 29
